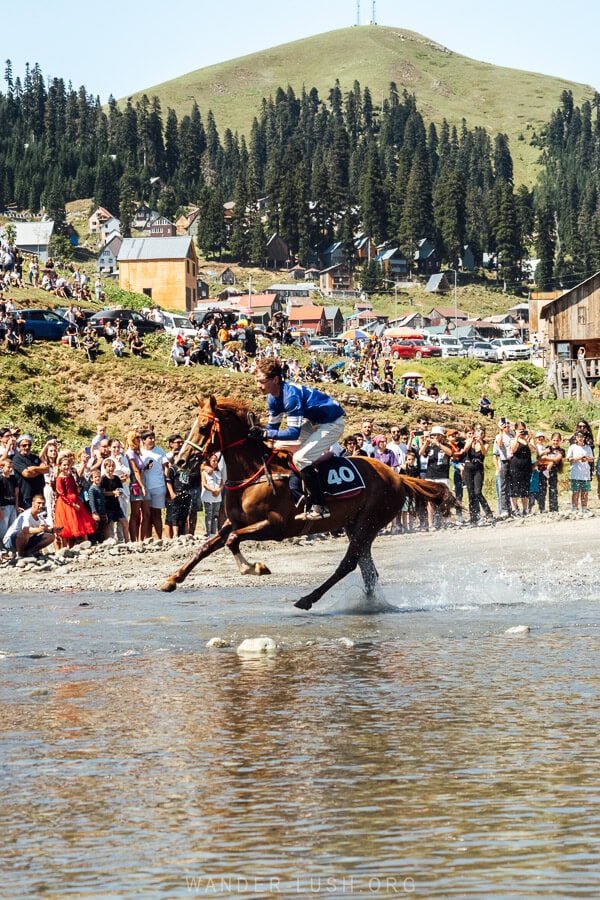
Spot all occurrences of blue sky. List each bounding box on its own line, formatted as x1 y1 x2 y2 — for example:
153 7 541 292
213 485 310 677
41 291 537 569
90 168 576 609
6 0 599 101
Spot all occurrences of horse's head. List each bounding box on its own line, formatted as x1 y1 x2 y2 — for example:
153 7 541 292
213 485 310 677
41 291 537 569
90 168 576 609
176 395 254 469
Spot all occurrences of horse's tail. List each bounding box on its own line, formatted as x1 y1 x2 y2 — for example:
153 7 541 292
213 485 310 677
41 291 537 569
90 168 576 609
401 475 459 518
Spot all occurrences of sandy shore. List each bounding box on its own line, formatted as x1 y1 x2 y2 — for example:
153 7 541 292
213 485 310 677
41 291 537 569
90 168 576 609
0 510 590 598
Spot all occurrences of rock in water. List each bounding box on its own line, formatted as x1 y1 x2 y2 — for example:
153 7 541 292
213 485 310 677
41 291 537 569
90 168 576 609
504 625 531 635
206 637 230 649
236 637 278 656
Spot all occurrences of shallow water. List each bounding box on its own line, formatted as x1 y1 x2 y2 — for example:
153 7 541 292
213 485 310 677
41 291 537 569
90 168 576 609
1 578 599 899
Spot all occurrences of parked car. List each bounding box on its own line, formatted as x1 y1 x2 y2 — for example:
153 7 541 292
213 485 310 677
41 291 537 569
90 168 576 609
162 311 198 338
88 308 164 336
17 309 69 345
307 338 338 354
428 335 465 357
467 340 498 361
490 338 531 361
390 339 442 360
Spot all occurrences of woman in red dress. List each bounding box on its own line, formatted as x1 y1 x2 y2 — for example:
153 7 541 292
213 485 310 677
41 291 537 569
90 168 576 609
53 453 97 546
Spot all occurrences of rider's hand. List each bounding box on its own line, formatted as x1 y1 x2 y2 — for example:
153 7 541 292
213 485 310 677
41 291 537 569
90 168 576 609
248 426 266 440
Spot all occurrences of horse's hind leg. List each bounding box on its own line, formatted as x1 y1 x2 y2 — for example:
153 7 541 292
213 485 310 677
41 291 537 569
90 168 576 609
358 544 379 596
294 539 362 611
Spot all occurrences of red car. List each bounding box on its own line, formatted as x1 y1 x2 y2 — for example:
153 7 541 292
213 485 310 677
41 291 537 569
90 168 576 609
390 339 442 360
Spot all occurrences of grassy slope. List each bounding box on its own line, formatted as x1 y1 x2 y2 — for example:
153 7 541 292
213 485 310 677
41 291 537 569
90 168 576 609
127 26 595 187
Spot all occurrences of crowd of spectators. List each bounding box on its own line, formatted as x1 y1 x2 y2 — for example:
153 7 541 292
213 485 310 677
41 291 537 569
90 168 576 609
0 422 225 559
1 412 597 558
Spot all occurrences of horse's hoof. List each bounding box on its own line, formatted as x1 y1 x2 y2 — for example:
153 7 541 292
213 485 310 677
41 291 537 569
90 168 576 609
254 563 271 576
294 596 313 611
160 580 177 593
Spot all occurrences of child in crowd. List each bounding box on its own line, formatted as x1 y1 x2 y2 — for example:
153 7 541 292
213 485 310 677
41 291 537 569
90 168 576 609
101 458 130 542
566 431 594 513
53 453 97 546
399 448 420 533
201 452 223 539
87 468 108 544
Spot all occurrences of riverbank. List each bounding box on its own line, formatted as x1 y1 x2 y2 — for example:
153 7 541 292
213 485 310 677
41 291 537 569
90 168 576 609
0 510 593 599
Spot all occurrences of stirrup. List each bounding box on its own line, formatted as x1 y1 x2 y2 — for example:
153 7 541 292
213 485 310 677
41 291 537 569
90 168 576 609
296 505 330 521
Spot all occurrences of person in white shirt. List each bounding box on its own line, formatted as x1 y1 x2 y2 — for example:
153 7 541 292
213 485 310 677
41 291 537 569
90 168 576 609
140 429 169 538
3 495 61 556
566 431 594 513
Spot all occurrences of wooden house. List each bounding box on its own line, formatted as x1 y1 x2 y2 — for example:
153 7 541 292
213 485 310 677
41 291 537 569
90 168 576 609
265 233 291 269
540 272 600 358
289 264 306 280
321 242 347 269
266 282 317 301
414 238 439 276
97 233 123 274
354 233 375 263
197 278 210 300
237 292 283 325
427 306 469 328
288 305 327 335
132 204 155 230
375 246 409 278
324 305 344 336
460 245 476 272
425 274 451 294
144 215 176 237
220 267 236 286
319 264 354 296
88 206 113 234
117 236 199 311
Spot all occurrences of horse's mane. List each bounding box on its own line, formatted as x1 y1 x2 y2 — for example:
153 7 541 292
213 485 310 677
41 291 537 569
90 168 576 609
212 395 252 418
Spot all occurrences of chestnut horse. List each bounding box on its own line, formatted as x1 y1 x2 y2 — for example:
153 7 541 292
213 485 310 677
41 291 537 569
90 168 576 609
161 395 455 610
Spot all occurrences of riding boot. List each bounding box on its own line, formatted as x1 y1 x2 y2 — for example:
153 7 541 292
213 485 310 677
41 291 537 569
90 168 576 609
295 466 330 520
288 472 304 506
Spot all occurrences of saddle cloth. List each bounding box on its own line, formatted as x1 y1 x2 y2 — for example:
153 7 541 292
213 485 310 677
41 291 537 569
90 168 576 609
317 456 366 498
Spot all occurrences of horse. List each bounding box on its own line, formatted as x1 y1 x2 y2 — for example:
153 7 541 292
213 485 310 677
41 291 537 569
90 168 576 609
160 395 456 610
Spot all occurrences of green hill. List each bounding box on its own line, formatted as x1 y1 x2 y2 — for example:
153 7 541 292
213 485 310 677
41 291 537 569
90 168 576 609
126 26 594 187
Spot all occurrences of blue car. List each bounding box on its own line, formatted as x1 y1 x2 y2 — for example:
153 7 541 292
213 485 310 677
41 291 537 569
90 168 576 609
18 309 69 345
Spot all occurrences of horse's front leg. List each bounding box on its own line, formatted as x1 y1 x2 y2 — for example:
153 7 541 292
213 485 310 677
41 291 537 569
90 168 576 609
160 522 233 592
226 519 281 576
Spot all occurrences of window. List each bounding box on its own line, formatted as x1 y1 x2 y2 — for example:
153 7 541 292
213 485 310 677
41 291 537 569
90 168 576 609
577 307 587 325
143 288 152 298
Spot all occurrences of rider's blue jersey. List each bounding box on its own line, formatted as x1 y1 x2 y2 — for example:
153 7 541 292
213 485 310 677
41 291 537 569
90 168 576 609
264 382 344 441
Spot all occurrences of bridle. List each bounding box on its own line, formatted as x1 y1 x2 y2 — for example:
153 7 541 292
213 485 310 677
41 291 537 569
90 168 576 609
182 412 246 458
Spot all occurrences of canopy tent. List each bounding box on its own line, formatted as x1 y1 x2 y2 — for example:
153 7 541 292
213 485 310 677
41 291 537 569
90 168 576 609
383 326 425 339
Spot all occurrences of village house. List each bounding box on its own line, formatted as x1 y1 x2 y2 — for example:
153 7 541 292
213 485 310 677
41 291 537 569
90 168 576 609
132 204 155 230
319 264 354 296
288 304 327 336
220 267 236 286
427 306 469 328
117 236 199 311
101 217 121 241
88 206 113 234
97 233 123 275
375 246 409 278
540 271 600 359
144 215 176 238
414 238 440 276
266 283 318 305
236 292 283 325
265 234 291 269
425 273 451 294
323 305 344 336
8 221 55 263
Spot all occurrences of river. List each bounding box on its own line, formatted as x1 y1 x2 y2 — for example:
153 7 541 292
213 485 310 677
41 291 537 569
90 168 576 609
1 578 599 899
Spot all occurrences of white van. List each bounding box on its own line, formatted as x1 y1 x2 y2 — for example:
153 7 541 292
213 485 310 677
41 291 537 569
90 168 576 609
162 312 198 338
428 335 464 357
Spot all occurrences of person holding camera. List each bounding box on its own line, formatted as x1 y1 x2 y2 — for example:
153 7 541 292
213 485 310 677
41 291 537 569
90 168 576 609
509 421 537 517
420 425 453 530
462 426 494 525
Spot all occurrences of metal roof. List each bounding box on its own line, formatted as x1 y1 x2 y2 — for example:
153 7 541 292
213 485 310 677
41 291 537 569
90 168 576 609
10 221 55 247
117 236 193 261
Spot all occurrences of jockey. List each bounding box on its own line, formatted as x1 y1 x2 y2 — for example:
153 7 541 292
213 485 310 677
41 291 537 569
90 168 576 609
252 357 345 520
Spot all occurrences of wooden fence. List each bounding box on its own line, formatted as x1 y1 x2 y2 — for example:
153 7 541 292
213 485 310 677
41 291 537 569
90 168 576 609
546 358 599 400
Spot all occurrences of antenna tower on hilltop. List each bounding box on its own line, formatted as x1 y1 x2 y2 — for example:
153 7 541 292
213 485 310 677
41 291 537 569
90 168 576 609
356 0 360 27
371 0 377 24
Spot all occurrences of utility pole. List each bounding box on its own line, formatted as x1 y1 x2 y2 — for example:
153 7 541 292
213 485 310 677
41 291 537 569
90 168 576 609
356 0 360 27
